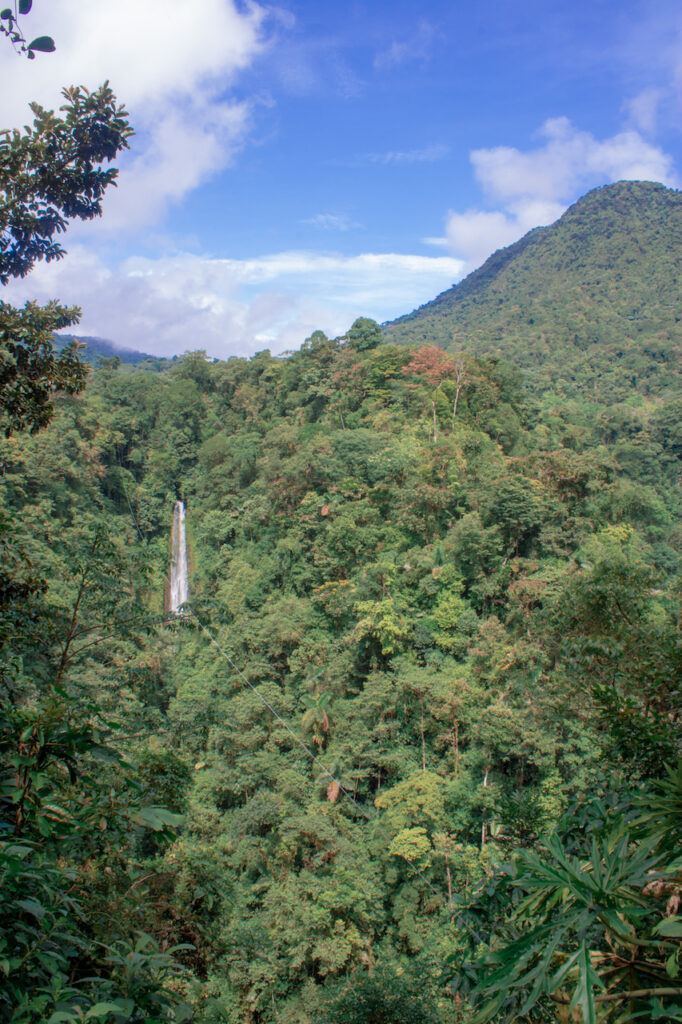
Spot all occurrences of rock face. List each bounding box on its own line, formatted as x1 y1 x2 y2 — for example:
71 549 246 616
385 181 682 397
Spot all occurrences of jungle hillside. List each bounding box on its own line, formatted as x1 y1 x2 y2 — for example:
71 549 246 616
385 181 682 402
2 182 681 1021
0 6 681 1022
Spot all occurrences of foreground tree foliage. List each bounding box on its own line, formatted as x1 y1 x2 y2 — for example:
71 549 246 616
454 766 682 1022
1 311 678 1020
0 299 84 433
0 83 131 282
0 0 55 60
0 84 132 434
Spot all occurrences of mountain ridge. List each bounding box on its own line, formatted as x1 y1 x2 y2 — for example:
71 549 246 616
56 333 161 365
385 181 682 399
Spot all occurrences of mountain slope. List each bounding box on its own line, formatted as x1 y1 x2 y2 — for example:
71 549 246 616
385 181 682 399
56 334 162 366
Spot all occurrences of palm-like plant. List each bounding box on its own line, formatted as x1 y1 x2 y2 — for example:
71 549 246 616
456 765 682 1023
301 692 333 749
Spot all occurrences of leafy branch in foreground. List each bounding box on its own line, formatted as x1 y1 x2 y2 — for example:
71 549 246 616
0 84 133 283
0 1 55 60
454 766 682 1023
0 300 84 433
0 84 133 432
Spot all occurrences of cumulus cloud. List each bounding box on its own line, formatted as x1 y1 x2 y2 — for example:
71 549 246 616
425 205 563 268
472 116 676 201
0 0 266 230
3 249 464 358
431 116 678 268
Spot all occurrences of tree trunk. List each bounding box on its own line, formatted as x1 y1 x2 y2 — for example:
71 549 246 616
452 386 462 423
452 717 460 775
445 857 453 907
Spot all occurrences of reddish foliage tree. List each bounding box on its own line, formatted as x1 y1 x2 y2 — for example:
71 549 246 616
402 345 473 436
401 345 456 388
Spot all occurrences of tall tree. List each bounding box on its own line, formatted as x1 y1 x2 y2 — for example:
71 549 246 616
0 84 132 433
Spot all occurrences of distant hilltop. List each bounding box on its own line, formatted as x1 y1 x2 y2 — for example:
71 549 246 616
385 180 682 397
55 334 161 366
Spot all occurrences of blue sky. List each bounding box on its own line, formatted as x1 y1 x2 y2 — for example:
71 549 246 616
3 0 681 356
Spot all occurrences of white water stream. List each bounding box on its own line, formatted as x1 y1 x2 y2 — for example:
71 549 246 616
169 500 189 613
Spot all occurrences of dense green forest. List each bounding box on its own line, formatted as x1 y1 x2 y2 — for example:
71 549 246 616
0 26 680 1018
2 293 681 1021
386 181 682 402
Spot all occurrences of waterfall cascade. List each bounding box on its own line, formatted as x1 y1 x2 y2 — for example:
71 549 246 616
169 500 189 613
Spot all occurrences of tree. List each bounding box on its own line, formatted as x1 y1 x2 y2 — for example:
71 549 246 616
0 59 193 1023
484 477 542 555
322 963 441 1023
0 299 84 433
1 84 132 282
0 84 132 432
457 768 682 1024
301 690 333 748
450 351 470 420
401 345 474 437
347 317 382 352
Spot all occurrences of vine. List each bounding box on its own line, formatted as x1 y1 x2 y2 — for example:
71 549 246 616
0 1 54 58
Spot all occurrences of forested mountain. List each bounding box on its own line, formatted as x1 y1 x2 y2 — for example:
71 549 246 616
2 2 680 1016
385 181 682 401
56 334 164 367
2 304 680 1021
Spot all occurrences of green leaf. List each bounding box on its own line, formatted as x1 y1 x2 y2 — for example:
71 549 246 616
132 805 184 831
651 1000 682 1021
549 945 582 992
18 0 32 13
90 744 121 764
47 1014 78 1024
27 35 56 52
16 898 46 919
655 917 682 937
85 1003 129 1019
568 942 603 1024
0 9 12 19
471 991 506 1024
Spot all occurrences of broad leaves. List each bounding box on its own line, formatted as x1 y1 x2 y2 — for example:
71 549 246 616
27 35 55 52
459 779 682 1023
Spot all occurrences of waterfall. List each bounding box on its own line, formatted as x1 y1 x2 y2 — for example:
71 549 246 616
169 500 189 613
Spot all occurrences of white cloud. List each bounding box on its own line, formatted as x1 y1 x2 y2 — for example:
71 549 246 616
365 144 449 165
3 248 464 358
437 206 555 268
374 20 437 71
623 87 665 134
304 213 362 231
472 116 676 202
433 116 678 268
0 0 266 230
